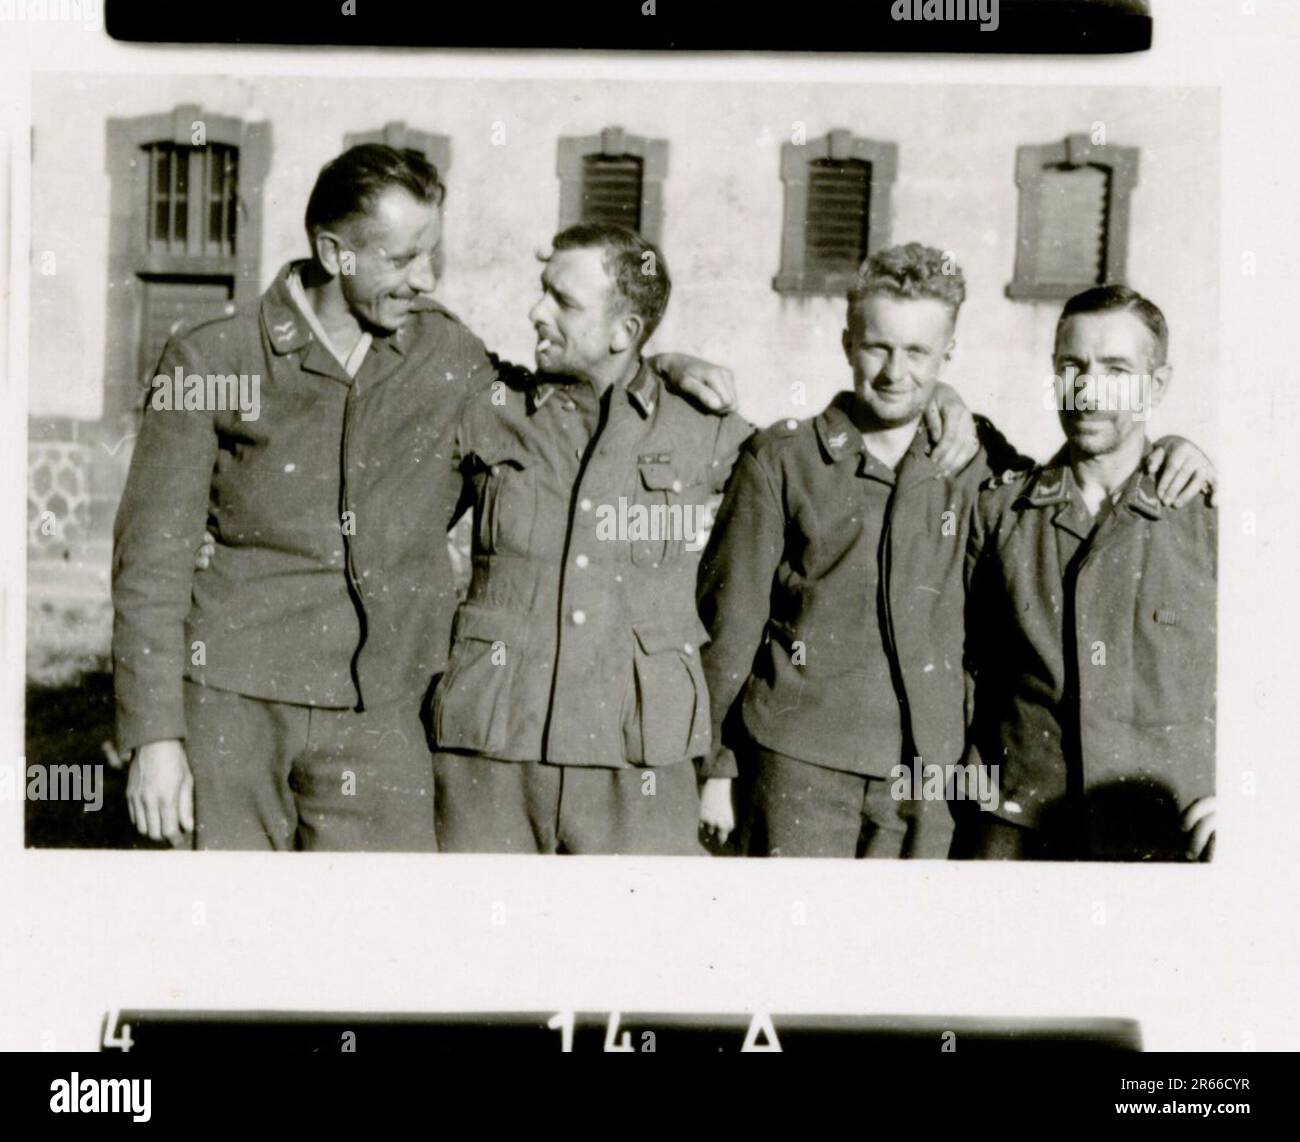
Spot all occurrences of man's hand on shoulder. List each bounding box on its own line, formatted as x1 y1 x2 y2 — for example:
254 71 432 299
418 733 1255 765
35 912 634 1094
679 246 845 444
1146 436 1217 508
924 381 979 477
650 353 737 415
126 739 195 845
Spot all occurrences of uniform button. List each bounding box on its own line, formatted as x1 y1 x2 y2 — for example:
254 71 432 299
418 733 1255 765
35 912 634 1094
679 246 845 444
671 480 683 493
491 464 500 475
786 418 798 429
571 609 587 625
683 643 695 656
579 498 593 512
575 554 590 569
575 448 583 459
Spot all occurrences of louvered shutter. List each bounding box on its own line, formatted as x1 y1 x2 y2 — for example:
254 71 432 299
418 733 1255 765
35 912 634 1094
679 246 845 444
1031 163 1110 286
580 154 643 231
804 158 871 275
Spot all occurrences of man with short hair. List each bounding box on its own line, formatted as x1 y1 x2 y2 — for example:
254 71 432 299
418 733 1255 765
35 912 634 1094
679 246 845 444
114 146 738 851
430 224 754 854
958 285 1216 861
697 245 1214 859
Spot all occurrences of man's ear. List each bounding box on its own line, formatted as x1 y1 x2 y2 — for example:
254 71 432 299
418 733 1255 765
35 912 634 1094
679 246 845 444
314 230 345 277
611 312 644 355
1149 362 1173 409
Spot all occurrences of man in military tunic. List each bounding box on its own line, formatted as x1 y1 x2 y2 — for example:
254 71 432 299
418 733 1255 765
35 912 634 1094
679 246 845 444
429 224 755 854
113 147 737 852
959 285 1217 861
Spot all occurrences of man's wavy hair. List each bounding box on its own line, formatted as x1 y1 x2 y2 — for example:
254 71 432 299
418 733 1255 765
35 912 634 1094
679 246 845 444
846 242 967 332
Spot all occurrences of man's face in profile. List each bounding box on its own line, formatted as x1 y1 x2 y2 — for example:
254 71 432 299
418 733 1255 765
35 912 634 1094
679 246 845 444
529 245 629 380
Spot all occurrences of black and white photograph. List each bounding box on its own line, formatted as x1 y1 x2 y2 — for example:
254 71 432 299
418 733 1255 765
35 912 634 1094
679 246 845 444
0 0 1297 1090
23 72 1219 862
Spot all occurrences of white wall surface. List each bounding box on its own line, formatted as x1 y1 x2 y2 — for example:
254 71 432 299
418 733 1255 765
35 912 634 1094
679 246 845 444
30 74 1218 461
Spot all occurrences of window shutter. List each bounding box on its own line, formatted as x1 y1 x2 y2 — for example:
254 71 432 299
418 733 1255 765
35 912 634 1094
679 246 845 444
804 158 871 275
1007 134 1139 301
1031 163 1109 286
580 154 643 231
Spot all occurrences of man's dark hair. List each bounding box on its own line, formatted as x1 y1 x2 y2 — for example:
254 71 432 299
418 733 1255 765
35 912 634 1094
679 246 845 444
304 144 445 241
847 241 967 330
1057 284 1169 366
547 223 672 345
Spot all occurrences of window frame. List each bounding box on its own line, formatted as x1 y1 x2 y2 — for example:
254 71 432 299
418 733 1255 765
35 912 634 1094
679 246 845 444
773 128 898 297
105 104 270 415
556 126 668 245
1006 132 1140 302
342 121 452 182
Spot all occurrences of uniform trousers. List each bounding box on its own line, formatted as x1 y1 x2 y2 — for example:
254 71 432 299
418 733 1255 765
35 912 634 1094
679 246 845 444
183 679 437 851
744 745 953 859
433 752 704 855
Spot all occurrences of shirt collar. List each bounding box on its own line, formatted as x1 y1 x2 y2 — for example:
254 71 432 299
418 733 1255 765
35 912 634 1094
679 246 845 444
286 264 374 376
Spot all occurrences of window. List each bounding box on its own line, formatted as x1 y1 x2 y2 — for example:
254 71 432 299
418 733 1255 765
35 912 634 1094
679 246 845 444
557 127 667 245
343 121 451 183
1007 133 1139 301
774 129 898 296
105 105 270 416
143 142 239 256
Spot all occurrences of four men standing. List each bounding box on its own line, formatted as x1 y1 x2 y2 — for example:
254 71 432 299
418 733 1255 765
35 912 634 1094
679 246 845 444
113 143 1217 860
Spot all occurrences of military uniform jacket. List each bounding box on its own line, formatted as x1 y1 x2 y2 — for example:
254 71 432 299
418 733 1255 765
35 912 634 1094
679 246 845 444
697 392 1027 780
964 447 1217 834
431 362 753 768
112 261 496 754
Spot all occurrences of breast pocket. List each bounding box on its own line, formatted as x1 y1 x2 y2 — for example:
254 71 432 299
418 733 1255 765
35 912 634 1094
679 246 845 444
631 458 708 567
473 451 537 557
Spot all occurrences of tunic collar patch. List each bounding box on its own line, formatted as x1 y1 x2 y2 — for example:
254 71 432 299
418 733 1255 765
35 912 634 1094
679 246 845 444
1017 447 1165 519
528 360 659 418
262 263 313 355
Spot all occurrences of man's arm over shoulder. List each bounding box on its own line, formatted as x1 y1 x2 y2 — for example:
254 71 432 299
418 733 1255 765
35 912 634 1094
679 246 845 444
705 410 757 494
697 434 786 779
112 335 220 755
